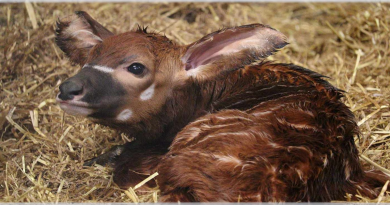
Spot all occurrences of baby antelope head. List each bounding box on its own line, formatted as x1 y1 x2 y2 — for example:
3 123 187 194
55 11 179 124
55 11 287 131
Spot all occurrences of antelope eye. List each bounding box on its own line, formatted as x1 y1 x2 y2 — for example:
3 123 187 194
127 63 145 75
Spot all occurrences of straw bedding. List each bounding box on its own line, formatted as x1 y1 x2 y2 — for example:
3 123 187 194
0 2 389 202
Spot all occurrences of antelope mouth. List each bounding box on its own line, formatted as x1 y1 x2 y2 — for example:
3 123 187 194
56 94 94 116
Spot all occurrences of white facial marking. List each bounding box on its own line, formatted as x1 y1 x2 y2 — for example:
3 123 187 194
140 83 155 101
116 109 133 121
83 64 114 73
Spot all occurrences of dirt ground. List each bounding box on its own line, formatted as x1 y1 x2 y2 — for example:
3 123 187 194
0 2 389 202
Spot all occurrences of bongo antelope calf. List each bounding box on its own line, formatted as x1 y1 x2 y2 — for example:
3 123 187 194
55 11 390 202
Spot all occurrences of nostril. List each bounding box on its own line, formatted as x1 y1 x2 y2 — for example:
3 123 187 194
69 89 83 96
58 80 84 101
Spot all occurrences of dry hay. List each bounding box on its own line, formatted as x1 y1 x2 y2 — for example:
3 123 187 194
0 2 389 203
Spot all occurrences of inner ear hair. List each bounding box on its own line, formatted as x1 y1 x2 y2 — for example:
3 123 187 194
182 24 288 79
55 11 114 66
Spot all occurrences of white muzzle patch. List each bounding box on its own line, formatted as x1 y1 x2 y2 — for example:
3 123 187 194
116 109 133 121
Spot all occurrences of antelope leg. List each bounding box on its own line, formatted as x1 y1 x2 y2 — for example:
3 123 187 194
83 145 125 167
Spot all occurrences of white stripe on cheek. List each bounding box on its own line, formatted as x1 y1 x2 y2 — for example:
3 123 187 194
116 109 133 121
140 83 155 101
83 64 114 73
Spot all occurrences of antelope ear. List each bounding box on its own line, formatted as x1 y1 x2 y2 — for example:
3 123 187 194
182 24 287 79
55 11 114 66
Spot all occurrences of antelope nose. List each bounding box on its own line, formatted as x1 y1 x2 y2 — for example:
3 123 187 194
58 80 84 101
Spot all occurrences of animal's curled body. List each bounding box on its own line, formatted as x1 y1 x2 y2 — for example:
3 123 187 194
55 11 390 202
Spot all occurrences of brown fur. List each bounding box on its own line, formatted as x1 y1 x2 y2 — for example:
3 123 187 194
55 11 390 202
120 62 390 201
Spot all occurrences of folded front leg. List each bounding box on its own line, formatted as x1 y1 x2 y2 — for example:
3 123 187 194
83 144 125 167
113 140 171 189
